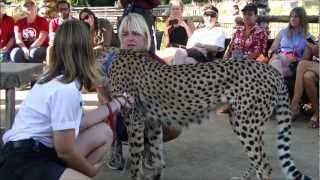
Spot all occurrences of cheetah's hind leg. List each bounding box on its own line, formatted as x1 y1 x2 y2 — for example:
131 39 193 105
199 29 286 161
144 120 164 180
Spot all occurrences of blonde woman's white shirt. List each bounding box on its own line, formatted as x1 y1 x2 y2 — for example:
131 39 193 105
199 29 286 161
186 26 226 49
3 77 83 148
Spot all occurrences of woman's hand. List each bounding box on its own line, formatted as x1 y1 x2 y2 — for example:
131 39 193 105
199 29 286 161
22 47 30 60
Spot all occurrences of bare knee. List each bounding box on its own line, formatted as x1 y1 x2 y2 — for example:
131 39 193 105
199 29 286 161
303 71 316 84
100 123 113 148
297 60 310 72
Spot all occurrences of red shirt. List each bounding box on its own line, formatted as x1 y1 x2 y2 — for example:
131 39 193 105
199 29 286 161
16 16 49 47
227 24 267 59
49 16 75 44
49 16 75 33
0 14 15 49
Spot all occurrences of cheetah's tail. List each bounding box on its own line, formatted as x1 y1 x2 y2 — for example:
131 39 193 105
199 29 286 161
274 82 312 180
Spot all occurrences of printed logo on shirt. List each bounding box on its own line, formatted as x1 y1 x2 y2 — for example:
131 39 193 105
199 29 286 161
22 27 37 42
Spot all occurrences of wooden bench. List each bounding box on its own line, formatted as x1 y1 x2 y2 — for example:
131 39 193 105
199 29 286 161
0 63 43 146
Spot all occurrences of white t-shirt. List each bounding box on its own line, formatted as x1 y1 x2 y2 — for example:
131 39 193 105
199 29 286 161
186 26 226 50
2 77 83 148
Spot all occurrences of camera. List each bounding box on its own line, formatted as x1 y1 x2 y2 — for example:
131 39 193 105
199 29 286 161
169 19 178 26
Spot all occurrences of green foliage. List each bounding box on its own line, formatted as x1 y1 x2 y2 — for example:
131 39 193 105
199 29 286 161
160 0 170 5
69 0 78 6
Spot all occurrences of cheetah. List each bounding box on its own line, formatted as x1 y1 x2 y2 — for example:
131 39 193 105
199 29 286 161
107 49 311 180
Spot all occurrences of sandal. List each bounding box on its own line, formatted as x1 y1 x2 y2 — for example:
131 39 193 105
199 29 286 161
308 115 319 129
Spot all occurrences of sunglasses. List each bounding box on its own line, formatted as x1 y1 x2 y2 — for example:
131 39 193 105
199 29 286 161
58 7 69 11
203 11 217 18
80 14 90 21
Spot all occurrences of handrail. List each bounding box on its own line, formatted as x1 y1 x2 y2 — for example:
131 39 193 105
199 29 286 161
155 15 319 23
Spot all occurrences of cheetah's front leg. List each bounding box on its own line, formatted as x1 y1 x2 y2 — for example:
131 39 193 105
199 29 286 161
145 120 164 180
127 119 145 180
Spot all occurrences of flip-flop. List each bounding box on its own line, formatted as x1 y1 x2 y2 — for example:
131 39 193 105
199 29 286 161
308 115 319 129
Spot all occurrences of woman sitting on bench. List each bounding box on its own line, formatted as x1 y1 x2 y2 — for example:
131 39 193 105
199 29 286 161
290 39 319 128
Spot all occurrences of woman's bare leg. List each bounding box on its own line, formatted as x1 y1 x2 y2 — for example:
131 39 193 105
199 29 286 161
59 168 91 180
76 122 113 164
290 60 313 114
303 71 319 126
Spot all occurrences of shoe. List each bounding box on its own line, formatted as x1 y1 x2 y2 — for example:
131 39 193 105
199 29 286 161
107 141 125 170
308 114 319 129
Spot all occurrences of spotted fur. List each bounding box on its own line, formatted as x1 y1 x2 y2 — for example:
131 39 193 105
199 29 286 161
108 49 311 180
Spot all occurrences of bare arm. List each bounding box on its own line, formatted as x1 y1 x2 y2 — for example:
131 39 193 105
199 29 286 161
268 32 281 58
0 37 15 52
54 129 97 177
30 31 48 48
14 25 27 48
223 35 235 59
80 96 131 130
187 19 195 34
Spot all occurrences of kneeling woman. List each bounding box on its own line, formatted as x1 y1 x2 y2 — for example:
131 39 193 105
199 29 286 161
0 20 131 180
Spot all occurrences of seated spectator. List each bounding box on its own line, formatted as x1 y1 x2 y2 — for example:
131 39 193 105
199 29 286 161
268 7 310 77
290 40 319 128
0 2 15 62
79 8 119 59
224 3 267 61
162 0 195 48
158 4 225 64
48 0 75 46
47 0 75 64
10 0 49 63
99 13 181 170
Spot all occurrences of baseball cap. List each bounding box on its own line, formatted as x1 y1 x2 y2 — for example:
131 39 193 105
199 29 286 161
241 3 257 14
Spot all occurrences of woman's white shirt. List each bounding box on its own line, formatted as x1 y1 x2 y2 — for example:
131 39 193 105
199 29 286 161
186 26 226 49
2 77 83 148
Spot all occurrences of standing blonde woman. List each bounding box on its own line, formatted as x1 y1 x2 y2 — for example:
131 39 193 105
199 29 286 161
163 0 195 48
101 13 181 170
0 20 132 180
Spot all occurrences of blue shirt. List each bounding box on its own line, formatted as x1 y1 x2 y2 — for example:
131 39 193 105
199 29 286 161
279 28 308 58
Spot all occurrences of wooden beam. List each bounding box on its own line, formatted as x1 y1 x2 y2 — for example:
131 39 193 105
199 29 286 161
258 15 319 23
156 15 319 23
